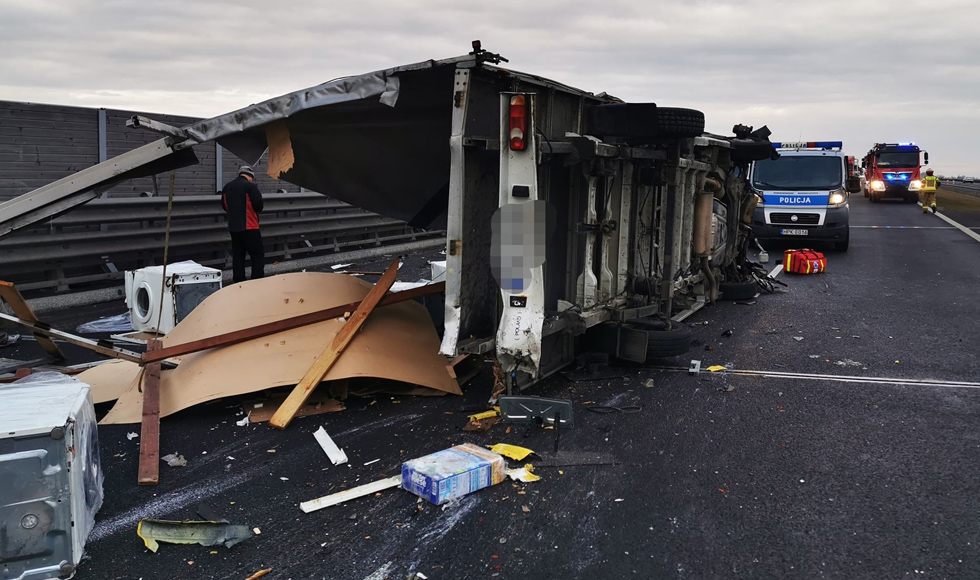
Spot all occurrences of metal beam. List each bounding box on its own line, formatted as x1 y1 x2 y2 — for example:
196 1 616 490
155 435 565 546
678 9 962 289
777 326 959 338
0 138 191 238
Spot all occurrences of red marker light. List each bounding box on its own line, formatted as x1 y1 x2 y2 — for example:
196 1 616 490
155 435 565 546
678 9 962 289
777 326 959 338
509 95 527 151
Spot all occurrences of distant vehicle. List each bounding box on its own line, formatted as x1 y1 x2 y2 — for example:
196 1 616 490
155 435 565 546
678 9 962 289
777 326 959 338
965 177 975 183
862 142 929 203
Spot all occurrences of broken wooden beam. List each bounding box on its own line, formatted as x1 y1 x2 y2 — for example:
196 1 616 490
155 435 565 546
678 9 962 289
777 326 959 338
0 280 64 361
269 259 400 429
138 339 163 485
140 281 445 365
300 475 402 513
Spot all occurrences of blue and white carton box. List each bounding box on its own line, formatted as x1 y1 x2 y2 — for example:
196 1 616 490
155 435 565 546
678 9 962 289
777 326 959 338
401 443 506 505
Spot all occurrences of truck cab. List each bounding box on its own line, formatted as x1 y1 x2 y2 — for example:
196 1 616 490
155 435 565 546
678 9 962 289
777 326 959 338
863 142 928 203
749 141 858 252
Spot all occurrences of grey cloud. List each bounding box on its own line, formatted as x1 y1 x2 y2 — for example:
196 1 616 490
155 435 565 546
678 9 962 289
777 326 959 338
0 0 977 174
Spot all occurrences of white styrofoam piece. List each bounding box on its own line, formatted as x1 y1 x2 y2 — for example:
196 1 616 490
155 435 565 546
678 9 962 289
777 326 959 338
300 476 401 513
429 260 447 283
313 426 348 465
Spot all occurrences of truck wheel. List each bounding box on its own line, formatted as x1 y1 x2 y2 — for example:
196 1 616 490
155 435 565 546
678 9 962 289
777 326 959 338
730 139 775 164
718 280 759 301
642 326 693 360
833 230 850 252
589 104 705 141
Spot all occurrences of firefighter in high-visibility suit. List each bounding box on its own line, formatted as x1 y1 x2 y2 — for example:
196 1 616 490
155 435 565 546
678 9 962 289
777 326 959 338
921 168 940 213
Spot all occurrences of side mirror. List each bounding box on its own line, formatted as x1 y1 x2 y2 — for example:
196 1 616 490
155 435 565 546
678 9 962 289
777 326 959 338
846 177 861 193
923 152 929 165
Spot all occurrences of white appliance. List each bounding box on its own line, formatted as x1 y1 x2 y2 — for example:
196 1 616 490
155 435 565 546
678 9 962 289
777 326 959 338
0 373 102 580
125 261 222 334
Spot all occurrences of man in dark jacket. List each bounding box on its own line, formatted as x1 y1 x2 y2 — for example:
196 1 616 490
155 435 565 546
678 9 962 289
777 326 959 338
221 165 265 282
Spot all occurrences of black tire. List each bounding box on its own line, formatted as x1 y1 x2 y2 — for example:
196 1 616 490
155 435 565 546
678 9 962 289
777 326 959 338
718 280 759 301
589 104 705 141
833 229 850 252
654 107 706 139
730 139 775 164
641 326 693 360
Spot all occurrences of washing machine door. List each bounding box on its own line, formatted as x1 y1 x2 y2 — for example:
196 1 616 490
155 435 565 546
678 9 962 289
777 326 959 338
132 280 158 328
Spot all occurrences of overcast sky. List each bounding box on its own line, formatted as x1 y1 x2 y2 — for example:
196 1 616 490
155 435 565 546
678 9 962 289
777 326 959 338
2 0 977 176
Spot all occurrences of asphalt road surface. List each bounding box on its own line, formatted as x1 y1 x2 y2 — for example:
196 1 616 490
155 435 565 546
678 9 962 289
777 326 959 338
4 193 980 580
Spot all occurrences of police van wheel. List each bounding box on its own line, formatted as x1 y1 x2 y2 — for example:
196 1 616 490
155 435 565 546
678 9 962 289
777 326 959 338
643 326 693 360
718 280 759 301
833 231 850 252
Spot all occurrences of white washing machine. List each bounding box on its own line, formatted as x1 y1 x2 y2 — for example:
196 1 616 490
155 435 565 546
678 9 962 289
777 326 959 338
125 261 222 335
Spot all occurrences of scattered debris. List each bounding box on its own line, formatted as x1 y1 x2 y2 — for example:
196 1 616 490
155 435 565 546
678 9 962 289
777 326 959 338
489 444 536 461
330 263 355 270
300 476 401 513
808 355 820 359
313 426 348 466
834 359 865 368
521 505 531 513
689 360 702 374
643 378 655 388
245 393 344 423
721 329 734 337
506 464 541 483
498 396 573 427
468 408 500 422
136 519 252 553
706 365 726 372
161 453 187 467
85 272 461 425
464 416 501 432
244 569 272 580
735 301 757 305
252 527 261 535
127 432 139 440
402 443 506 505
720 384 735 393
363 459 380 466
793 337 804 341
235 414 250 427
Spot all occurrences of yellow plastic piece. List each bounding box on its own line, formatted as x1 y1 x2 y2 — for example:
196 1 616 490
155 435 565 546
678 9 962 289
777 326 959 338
489 443 535 461
707 365 727 372
468 407 500 422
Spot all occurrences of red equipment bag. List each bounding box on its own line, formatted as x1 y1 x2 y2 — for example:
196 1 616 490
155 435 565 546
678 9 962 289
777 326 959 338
783 249 827 274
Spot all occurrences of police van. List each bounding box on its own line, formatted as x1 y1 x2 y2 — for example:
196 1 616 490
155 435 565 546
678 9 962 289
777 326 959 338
749 141 862 252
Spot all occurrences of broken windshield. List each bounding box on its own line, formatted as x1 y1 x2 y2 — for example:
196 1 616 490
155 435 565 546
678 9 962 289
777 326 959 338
876 151 920 168
752 156 843 191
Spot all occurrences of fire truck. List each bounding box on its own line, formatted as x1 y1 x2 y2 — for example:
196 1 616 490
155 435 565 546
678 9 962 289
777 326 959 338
862 143 929 203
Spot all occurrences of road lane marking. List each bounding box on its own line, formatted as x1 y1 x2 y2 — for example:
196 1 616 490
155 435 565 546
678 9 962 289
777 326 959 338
851 225 979 229
916 201 980 243
657 365 980 390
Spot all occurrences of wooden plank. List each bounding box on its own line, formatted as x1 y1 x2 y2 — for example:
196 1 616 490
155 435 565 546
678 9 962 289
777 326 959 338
269 258 400 429
141 280 445 364
0 281 64 361
299 476 402 513
245 393 345 423
137 340 163 485
0 311 152 365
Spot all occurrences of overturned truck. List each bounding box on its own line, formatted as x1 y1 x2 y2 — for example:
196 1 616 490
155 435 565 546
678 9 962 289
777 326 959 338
0 44 776 393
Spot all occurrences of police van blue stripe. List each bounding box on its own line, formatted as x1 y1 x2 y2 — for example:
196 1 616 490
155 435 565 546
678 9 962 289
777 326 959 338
762 194 830 207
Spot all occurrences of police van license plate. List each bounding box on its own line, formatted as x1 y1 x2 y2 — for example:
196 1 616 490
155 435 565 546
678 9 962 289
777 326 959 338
780 229 808 236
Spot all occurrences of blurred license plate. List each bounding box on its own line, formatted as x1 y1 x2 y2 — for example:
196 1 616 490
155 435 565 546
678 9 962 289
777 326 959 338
781 229 808 236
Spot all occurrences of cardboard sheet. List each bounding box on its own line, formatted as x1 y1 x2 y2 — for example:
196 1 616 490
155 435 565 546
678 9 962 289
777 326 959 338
82 273 460 425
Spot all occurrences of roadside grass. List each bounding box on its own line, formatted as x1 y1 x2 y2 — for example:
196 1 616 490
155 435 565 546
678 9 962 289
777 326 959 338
937 189 980 213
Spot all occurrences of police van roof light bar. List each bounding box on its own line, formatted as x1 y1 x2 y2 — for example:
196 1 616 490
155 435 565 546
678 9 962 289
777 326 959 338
771 141 843 150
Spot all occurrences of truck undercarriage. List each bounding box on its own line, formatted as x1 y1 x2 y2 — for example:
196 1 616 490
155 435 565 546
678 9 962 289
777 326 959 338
0 45 777 394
